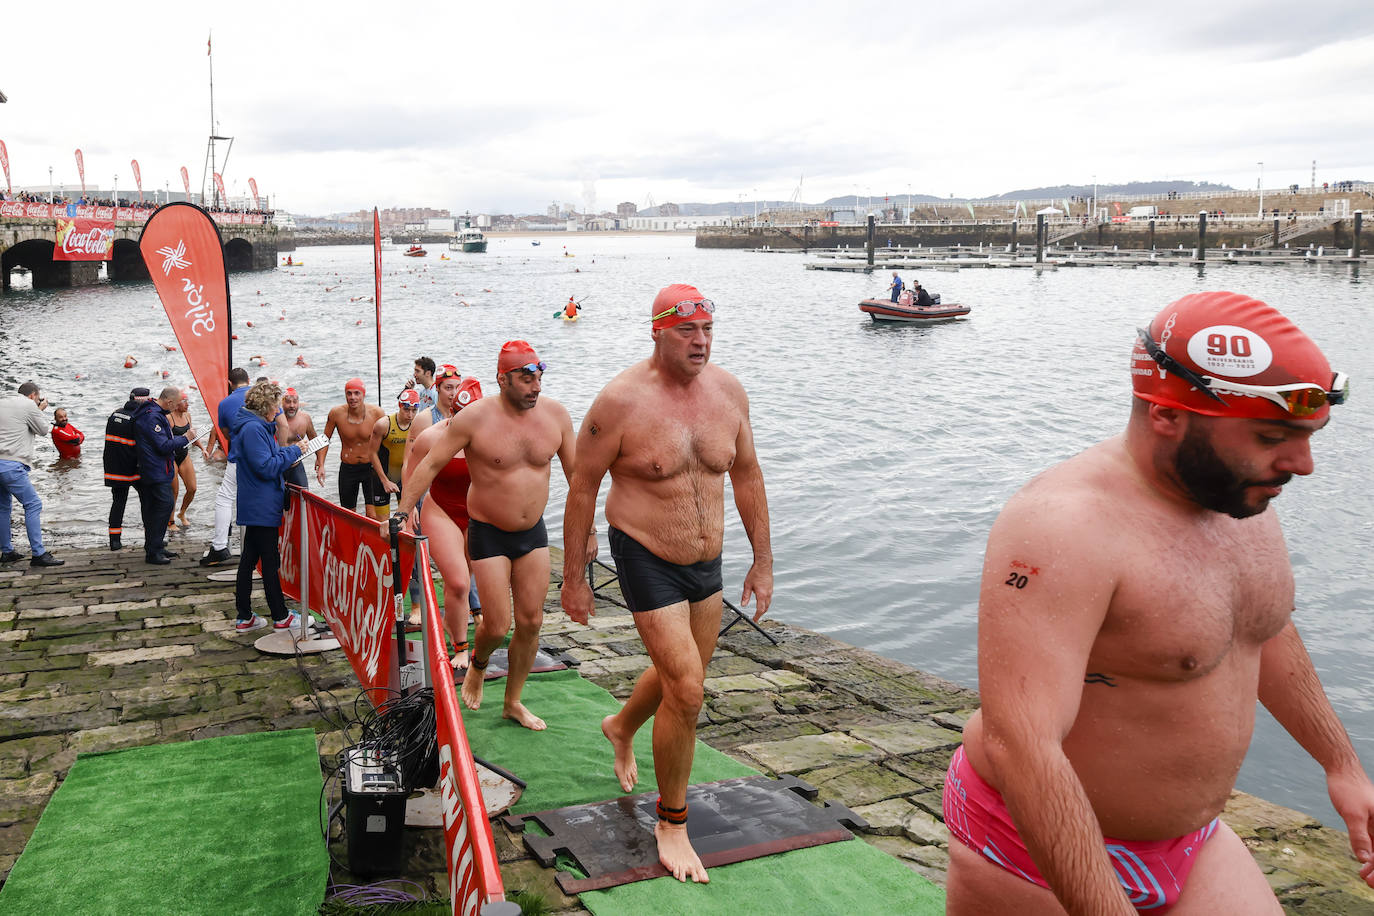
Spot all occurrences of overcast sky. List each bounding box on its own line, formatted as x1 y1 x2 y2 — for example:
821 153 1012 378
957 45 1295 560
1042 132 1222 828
3 1 1372 215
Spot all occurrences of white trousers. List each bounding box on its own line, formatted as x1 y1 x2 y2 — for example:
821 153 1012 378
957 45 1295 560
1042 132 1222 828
212 462 238 551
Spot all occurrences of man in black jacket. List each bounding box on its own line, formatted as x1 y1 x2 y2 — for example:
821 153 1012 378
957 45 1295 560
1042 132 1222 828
131 387 195 564
103 387 149 551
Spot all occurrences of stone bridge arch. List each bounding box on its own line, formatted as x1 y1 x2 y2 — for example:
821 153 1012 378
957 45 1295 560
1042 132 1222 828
109 238 149 282
1 238 101 289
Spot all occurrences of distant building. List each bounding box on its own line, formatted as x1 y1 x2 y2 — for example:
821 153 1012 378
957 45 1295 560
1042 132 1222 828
616 201 637 218
426 217 456 232
625 214 731 231
658 202 681 217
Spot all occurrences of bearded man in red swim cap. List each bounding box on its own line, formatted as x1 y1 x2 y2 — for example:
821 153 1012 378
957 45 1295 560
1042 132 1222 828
945 291 1371 914
560 284 774 884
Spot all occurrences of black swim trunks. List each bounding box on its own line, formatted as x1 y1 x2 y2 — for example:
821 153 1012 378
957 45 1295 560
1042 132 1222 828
337 462 378 513
467 517 549 561
608 525 723 613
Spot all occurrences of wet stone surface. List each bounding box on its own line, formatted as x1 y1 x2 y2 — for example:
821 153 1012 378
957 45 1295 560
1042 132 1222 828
0 547 1371 914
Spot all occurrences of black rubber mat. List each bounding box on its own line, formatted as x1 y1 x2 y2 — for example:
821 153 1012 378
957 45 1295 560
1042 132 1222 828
502 774 866 893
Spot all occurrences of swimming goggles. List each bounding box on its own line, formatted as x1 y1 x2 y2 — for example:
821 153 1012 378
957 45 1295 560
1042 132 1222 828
1137 327 1348 417
652 298 716 322
436 364 460 379
510 361 547 373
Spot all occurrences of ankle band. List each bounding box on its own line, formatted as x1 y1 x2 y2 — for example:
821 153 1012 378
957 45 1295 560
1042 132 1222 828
471 655 490 671
656 800 688 825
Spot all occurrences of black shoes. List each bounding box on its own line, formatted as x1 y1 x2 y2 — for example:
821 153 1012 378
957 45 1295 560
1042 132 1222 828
0 551 22 563
199 547 232 567
161 550 180 559
30 552 64 567
145 553 172 565
110 534 122 551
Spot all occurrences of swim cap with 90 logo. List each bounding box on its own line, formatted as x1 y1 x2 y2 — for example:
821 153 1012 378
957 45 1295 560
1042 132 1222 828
1130 291 1335 420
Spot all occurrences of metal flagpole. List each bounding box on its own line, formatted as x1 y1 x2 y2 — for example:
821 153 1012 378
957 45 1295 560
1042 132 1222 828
297 489 310 641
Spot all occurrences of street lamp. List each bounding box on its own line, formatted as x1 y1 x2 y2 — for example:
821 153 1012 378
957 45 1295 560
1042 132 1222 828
1257 162 1264 219
753 189 758 225
114 174 118 207
48 167 53 203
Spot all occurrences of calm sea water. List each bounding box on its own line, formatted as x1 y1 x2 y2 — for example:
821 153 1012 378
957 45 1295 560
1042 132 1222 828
3 235 1371 828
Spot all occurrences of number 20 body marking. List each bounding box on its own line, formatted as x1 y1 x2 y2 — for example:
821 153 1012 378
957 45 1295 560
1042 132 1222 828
1004 560 1039 589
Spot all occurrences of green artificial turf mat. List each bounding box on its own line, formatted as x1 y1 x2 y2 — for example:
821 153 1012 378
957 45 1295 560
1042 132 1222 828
460 669 943 913
581 839 944 915
459 668 755 816
0 729 328 915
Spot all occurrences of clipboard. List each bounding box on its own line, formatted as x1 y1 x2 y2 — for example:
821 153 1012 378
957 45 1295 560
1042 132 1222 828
290 433 329 467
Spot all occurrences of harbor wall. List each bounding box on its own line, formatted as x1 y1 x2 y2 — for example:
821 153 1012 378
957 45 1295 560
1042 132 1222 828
696 221 1361 252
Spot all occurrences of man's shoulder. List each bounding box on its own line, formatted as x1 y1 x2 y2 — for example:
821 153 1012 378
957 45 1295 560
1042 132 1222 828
995 443 1127 541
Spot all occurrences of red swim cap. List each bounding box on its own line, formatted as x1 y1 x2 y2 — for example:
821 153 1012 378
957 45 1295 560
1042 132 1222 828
497 340 542 373
652 284 714 330
345 378 365 394
1131 291 1336 420
454 377 483 410
396 389 420 407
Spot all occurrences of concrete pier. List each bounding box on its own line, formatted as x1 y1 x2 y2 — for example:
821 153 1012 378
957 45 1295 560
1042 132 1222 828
2 547 1372 912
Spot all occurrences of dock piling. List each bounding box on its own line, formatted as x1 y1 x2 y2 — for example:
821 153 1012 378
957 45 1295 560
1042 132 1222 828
1196 211 1207 262
866 215 875 268
1035 214 1045 263
1354 211 1363 259
1010 219 1018 254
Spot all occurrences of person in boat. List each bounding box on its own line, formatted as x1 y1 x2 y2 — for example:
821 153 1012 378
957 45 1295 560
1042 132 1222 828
560 285 773 884
887 271 904 303
911 278 935 308
564 297 579 319
943 291 1371 914
397 341 578 732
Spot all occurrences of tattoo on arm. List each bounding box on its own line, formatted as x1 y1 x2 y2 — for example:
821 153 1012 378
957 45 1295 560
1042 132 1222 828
1003 561 1040 589
588 422 599 436
1084 673 1117 687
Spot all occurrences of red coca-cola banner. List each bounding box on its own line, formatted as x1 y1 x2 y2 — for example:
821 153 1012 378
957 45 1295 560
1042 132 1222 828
0 204 263 225
248 177 259 210
139 202 232 451
213 171 228 206
131 159 143 202
415 540 507 915
74 149 85 193
53 216 114 261
276 488 416 700
180 166 190 199
0 139 10 194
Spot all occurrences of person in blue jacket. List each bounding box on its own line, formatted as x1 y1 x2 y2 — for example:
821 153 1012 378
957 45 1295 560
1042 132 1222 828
131 386 196 564
232 381 308 632
888 271 904 303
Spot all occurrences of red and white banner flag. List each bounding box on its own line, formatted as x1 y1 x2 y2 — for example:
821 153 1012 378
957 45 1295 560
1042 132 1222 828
276 488 416 700
213 171 228 207
138 202 232 451
74 149 85 194
248 177 259 210
180 166 190 200
415 540 508 914
131 159 143 202
374 207 383 404
54 216 114 261
0 140 10 194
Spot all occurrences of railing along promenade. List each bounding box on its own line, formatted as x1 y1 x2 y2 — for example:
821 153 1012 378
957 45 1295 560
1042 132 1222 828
0 201 270 226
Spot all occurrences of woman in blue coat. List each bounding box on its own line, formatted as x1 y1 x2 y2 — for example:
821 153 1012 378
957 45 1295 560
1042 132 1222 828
233 382 305 632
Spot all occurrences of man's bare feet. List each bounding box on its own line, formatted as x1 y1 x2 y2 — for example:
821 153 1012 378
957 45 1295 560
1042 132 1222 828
460 663 484 710
656 821 708 883
503 701 546 731
450 648 470 670
602 714 638 792
167 518 178 530
178 513 189 528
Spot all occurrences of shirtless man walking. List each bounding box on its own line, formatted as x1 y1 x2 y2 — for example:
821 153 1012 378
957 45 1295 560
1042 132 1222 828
275 387 317 491
398 342 577 731
944 291 1374 914
367 389 419 521
560 284 773 884
316 379 386 513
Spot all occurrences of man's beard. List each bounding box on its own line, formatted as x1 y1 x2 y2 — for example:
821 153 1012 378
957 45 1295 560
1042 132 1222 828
1174 425 1290 519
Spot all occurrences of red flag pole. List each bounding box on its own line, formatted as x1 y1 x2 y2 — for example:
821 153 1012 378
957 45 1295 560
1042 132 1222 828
374 207 383 406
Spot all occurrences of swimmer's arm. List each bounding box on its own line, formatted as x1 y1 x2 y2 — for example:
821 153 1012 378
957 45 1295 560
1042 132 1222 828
728 393 772 620
315 409 337 480
976 499 1133 916
562 396 621 584
368 416 393 490
1260 621 1374 879
274 413 291 446
396 413 472 517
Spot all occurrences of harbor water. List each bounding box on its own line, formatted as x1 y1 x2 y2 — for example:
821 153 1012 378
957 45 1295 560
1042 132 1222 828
2 234 1370 828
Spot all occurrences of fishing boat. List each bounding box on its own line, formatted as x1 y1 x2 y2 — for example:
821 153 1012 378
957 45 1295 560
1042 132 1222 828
531 240 541 246
380 236 396 250
447 221 486 253
404 244 427 257
858 296 970 323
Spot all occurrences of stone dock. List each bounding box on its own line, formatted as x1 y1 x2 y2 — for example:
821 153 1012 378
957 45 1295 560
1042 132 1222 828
3 547 1372 914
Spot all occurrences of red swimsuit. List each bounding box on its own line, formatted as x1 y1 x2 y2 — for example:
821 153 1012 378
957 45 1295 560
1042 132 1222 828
427 453 470 531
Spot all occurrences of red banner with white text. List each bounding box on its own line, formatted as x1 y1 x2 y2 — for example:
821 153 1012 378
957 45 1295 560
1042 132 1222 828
276 488 416 701
213 171 228 206
0 204 263 225
0 140 10 194
74 148 85 193
415 539 506 915
248 177 259 210
138 202 232 451
54 216 114 261
131 159 143 202
180 166 190 199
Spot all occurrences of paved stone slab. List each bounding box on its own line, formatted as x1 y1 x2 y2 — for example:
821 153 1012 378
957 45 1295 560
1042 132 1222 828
736 731 880 774
88 644 195 666
847 721 963 756
705 673 773 694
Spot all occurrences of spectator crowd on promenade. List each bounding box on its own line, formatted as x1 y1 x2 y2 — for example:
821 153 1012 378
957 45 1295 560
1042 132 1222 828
0 188 274 219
